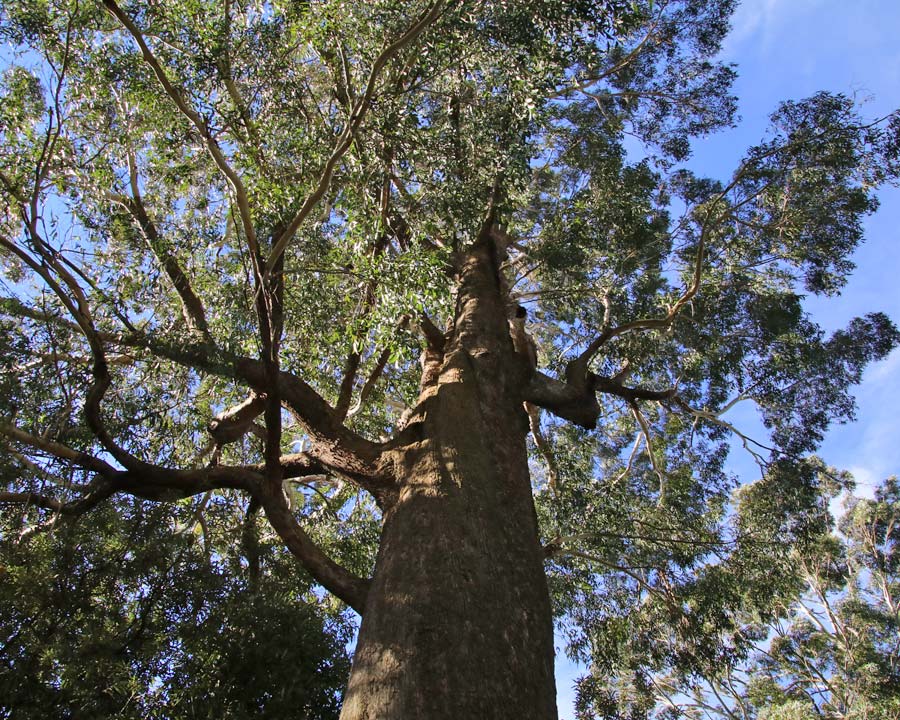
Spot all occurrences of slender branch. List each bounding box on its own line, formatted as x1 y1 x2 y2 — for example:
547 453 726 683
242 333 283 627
616 431 644 484
0 491 66 512
706 680 744 720
7 450 71 486
567 217 706 376
550 6 665 99
266 0 447 270
217 0 265 165
345 348 387 419
100 21 275 429
555 548 670 602
0 296 84 335
565 126 813 380
101 0 260 261
105 150 210 334
335 224 398 421
672 397 769 471
0 421 117 476
347 315 411 419
0 484 116 520
527 405 560 494
0 233 94 347
629 400 666 504
2 217 143 479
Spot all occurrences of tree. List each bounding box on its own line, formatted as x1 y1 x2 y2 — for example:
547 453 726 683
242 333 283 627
749 478 900 719
615 476 900 720
0 1 898 718
0 498 352 719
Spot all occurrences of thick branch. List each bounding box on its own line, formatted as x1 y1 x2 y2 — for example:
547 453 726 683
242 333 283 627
256 482 370 614
81 332 386 492
524 369 678 429
590 374 678 402
113 464 258 501
420 313 447 353
523 371 601 429
235 359 390 495
207 392 267 445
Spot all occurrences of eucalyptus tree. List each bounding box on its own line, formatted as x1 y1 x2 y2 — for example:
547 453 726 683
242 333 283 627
614 476 900 720
748 479 900 719
0 1 898 718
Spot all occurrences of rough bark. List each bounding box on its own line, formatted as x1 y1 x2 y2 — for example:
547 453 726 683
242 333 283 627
339 233 558 719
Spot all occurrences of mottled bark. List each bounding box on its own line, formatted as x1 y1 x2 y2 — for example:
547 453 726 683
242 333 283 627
339 231 558 719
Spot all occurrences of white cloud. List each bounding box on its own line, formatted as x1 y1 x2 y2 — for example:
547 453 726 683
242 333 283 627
845 466 879 499
722 0 824 59
868 346 900 384
723 0 776 53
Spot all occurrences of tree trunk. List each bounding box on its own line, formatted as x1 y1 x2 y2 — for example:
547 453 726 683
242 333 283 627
339 237 558 719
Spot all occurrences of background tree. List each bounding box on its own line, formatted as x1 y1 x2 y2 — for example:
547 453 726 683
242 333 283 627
0 1 898 718
0 496 352 719
601 476 899 720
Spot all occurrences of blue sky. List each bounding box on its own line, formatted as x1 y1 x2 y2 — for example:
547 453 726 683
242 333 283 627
556 1 900 716
712 0 900 501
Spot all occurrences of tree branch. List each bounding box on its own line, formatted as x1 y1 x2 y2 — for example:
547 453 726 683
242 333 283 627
0 421 118 476
523 369 677 429
256 481 370 614
628 400 667 504
75 330 389 497
266 0 447 271
335 350 363 421
526 405 560 494
106 150 210 335
207 392 268 446
523 370 601 429
346 315 411 419
101 0 261 261
234 359 393 500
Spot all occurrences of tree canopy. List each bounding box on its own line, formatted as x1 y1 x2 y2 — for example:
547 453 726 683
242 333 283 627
601 475 900 720
0 0 898 717
0 497 352 718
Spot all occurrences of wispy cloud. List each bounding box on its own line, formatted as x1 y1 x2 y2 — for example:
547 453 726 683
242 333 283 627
824 348 900 516
722 0 823 59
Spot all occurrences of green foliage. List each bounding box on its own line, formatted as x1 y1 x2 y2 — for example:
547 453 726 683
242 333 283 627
0 500 351 719
607 476 900 720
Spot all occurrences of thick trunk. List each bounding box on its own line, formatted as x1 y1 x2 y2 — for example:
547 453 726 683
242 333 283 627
339 235 557 720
